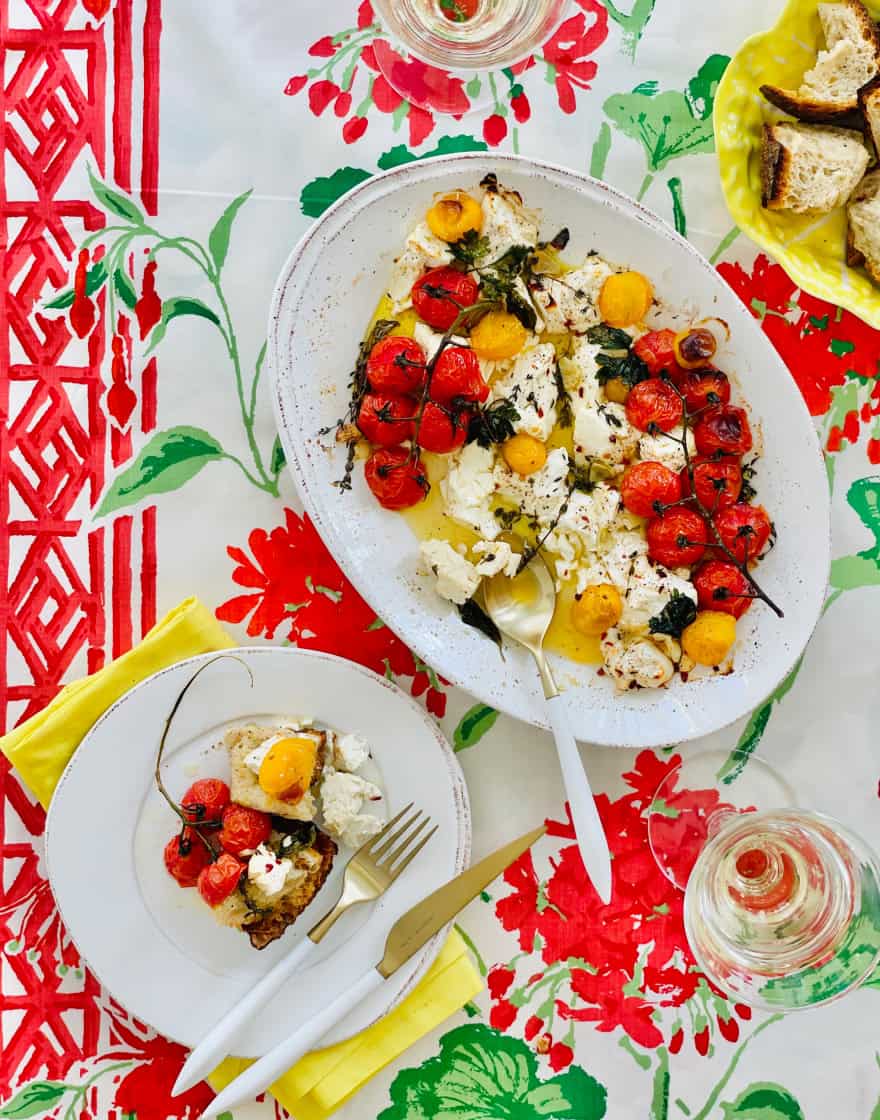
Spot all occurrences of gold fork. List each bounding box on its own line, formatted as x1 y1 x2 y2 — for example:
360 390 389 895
173 803 436 1094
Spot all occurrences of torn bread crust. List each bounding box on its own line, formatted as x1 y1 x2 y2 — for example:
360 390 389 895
846 168 880 282
858 73 880 153
225 724 327 821
759 83 864 124
760 121 869 212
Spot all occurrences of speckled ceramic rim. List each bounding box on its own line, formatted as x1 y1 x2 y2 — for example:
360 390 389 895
45 646 471 1048
268 153 831 749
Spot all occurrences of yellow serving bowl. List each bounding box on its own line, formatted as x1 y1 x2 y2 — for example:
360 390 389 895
714 0 880 328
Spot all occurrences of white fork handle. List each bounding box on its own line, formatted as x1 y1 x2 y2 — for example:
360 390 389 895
173 935 318 1096
201 965 385 1120
545 694 613 905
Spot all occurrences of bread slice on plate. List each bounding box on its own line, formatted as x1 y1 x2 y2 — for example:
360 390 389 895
761 121 870 211
859 73 880 153
847 169 880 281
226 724 327 821
761 0 880 122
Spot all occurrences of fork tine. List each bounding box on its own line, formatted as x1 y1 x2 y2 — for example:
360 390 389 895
388 825 438 880
369 808 424 861
359 802 414 855
379 815 432 870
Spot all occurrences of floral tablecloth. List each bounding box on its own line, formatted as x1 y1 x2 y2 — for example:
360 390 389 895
2 1 879 1118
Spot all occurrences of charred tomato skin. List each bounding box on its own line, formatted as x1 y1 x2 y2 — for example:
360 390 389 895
625 377 684 433
366 336 427 395
646 507 709 567
364 446 429 510
694 561 753 618
715 503 773 563
693 405 753 457
412 267 479 331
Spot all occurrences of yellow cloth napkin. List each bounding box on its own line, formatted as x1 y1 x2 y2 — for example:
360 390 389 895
209 930 482 1120
0 595 483 1119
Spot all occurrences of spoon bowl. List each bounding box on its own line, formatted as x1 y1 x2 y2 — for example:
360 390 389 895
483 553 556 660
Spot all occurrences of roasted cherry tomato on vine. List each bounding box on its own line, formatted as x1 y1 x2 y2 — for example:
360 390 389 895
674 327 717 369
693 405 753 457
632 328 686 381
197 852 245 908
625 377 684 433
619 461 682 518
646 507 709 567
357 391 414 446
180 778 229 826
694 561 753 618
365 446 429 510
715 503 773 563
412 267 479 331
366 336 427 395
682 456 742 511
164 828 212 888
680 368 731 412
429 346 489 404
417 401 469 454
218 803 272 857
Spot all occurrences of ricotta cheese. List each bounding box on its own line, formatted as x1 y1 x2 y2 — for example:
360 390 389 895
560 338 603 403
495 446 571 523
413 321 468 362
388 221 453 309
472 539 520 578
247 844 294 900
333 732 369 773
320 771 384 849
573 400 639 466
491 343 559 441
421 539 481 605
480 188 539 261
600 628 675 691
440 443 500 540
529 257 612 334
637 426 696 474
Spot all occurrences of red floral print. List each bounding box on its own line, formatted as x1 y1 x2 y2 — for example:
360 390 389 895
483 114 508 147
70 248 96 338
134 260 162 340
217 508 448 716
490 751 745 1057
343 115 369 143
107 318 138 430
542 0 608 114
81 0 111 17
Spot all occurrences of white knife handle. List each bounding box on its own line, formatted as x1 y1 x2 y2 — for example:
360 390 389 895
201 966 385 1120
174 935 318 1096
545 694 613 905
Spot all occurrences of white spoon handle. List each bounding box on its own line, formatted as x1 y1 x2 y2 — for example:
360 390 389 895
173 935 317 1095
545 694 613 905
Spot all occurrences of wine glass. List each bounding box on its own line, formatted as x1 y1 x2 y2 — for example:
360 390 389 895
646 751 880 1012
371 0 571 114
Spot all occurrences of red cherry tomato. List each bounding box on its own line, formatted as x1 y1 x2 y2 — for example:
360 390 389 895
440 0 479 20
366 336 427 395
364 446 429 510
682 456 742 511
625 378 684 433
633 329 687 382
357 391 414 446
164 828 212 888
180 779 230 826
430 346 489 405
694 406 753 457
197 852 245 908
218 803 272 857
416 401 469 454
694 561 753 618
715 504 773 563
647 508 709 567
680 368 731 412
619 461 682 518
412 267 479 331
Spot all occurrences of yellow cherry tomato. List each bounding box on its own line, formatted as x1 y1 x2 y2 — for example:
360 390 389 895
502 433 547 476
426 191 483 243
258 736 318 801
571 584 623 637
681 611 736 667
470 310 528 360
598 271 654 328
603 376 630 404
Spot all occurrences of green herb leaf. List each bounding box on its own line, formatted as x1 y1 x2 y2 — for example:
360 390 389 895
454 704 499 751
555 363 573 428
88 166 145 224
146 296 221 353
450 229 490 269
595 350 650 389
586 324 633 349
113 268 138 308
648 590 697 637
0 1081 68 1119
458 598 503 650
468 397 520 448
95 426 224 515
209 188 253 273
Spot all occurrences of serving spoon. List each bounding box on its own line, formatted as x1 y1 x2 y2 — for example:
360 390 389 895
483 549 612 904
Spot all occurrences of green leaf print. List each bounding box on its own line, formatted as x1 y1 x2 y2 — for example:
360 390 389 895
208 188 253 273
602 55 729 198
831 476 880 588
454 704 499 751
88 165 145 224
113 267 138 309
300 166 373 218
378 1024 607 1120
146 295 222 353
270 435 287 477
44 261 108 309
720 1082 804 1120
602 0 658 59
96 426 224 515
377 133 489 171
0 1081 67 1118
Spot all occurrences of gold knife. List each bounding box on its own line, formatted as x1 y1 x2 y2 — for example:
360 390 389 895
202 826 546 1120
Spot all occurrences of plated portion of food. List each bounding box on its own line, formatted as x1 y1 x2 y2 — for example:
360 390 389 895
161 717 384 949
327 177 780 693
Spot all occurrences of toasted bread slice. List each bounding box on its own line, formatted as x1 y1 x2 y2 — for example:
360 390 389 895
226 724 326 821
760 0 880 122
859 73 880 153
761 121 870 211
847 168 880 282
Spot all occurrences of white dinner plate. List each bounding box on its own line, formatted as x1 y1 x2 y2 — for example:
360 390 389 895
269 154 831 748
45 647 470 1056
